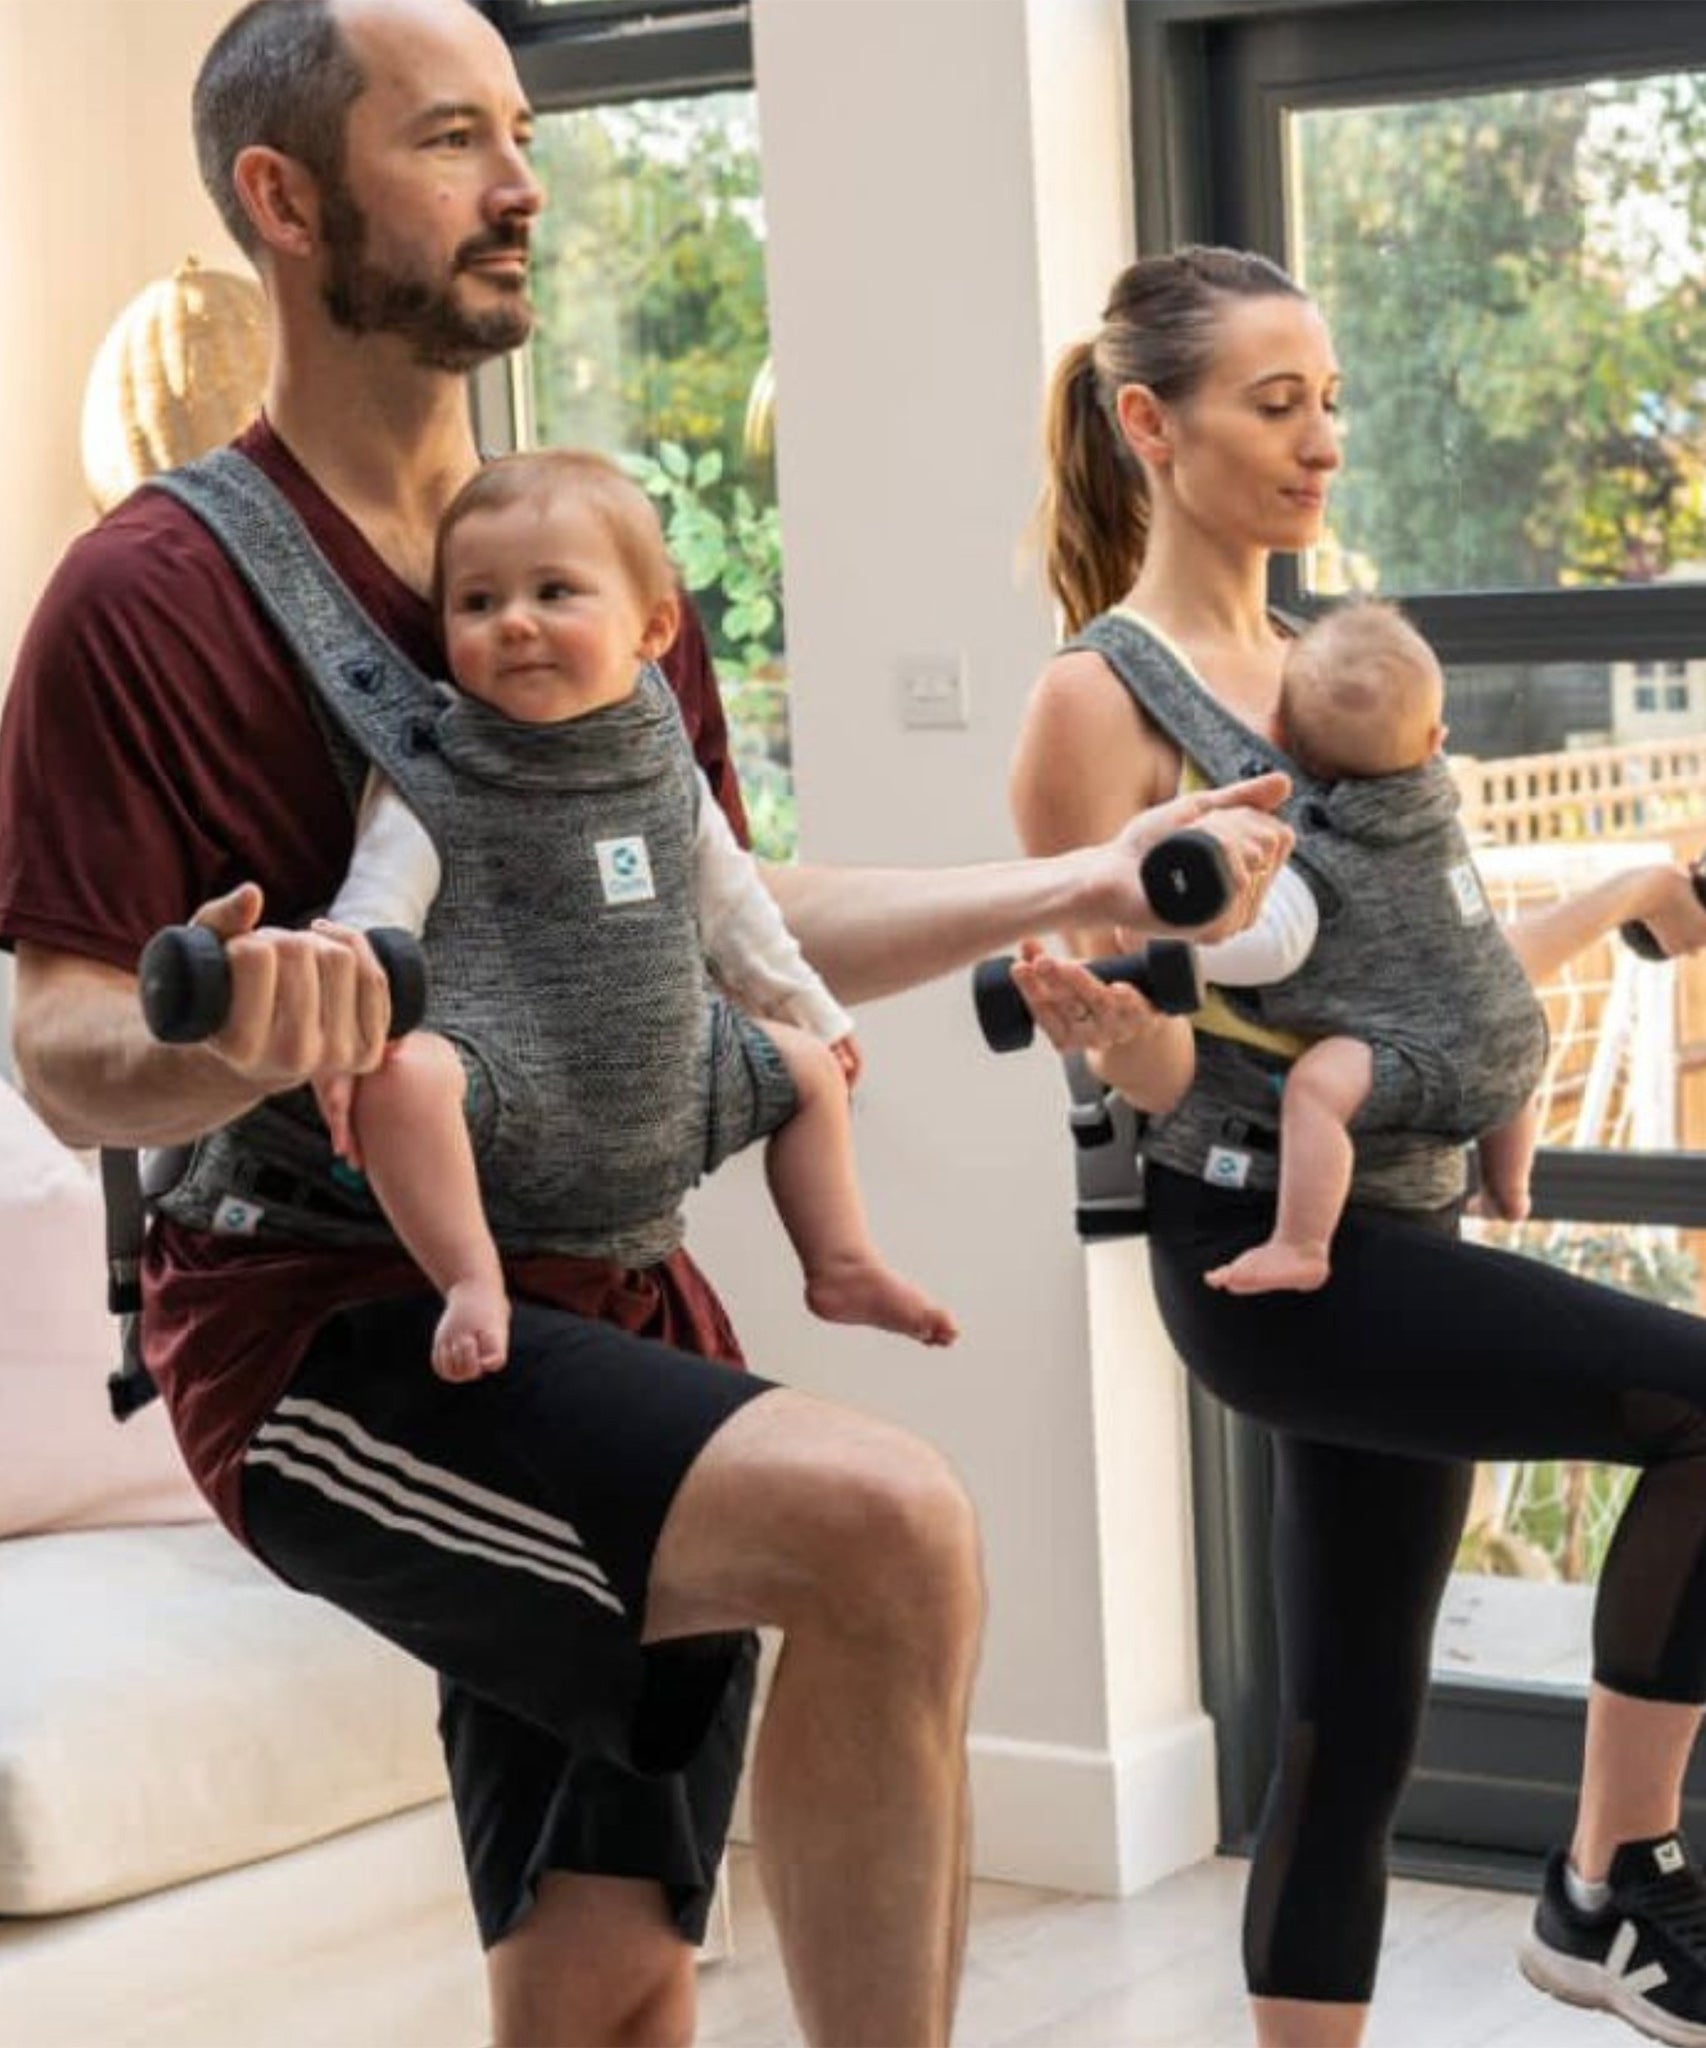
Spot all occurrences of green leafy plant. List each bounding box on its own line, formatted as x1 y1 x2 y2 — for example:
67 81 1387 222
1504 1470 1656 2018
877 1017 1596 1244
626 441 797 862
525 97 798 861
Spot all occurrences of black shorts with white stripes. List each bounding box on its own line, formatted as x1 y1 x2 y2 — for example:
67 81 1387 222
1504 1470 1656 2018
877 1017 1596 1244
240 1289 776 1947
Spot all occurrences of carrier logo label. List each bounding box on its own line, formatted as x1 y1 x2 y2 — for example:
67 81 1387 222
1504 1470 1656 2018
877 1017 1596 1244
212 1195 264 1237
1656 1839 1686 1874
1205 1145 1253 1190
596 835 656 905
1448 859 1490 925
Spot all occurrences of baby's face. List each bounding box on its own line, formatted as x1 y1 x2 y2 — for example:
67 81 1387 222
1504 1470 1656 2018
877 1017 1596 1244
441 494 652 724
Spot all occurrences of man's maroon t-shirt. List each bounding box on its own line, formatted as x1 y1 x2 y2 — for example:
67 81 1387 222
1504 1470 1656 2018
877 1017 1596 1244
0 417 751 1539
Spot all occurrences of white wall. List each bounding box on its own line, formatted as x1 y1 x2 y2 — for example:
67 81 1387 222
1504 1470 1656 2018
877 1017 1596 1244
689 0 1216 1892
9 0 1215 1898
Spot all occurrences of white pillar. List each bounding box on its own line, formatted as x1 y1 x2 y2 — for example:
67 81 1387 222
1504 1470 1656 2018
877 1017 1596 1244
690 0 1216 1894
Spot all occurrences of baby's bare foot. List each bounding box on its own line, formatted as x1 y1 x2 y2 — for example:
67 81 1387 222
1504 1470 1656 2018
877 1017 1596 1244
806 1255 959 1347
1204 1240 1331 1296
432 1279 511 1382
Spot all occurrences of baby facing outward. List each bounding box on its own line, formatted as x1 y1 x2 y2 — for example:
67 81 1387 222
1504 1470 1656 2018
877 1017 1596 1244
318 450 957 1374
1206 599 1541 1295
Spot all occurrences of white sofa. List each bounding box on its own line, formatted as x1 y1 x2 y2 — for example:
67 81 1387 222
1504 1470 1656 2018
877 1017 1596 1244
0 1070 733 2044
0 1075 475 2045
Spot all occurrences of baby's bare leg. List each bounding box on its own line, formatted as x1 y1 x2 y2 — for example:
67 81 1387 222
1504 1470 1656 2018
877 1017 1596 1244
351 1032 509 1381
1205 1036 1375 1295
761 1023 958 1346
1477 1097 1538 1223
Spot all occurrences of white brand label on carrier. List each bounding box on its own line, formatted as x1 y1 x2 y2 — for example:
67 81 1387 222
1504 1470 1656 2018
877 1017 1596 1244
596 835 656 905
212 1195 265 1237
1448 860 1489 925
1204 1146 1253 1191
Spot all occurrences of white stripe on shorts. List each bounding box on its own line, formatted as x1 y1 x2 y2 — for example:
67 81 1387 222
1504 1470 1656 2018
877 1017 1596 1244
247 1398 626 1616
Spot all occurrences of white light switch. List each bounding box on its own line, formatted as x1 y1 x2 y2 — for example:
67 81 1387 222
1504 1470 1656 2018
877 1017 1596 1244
897 653 969 729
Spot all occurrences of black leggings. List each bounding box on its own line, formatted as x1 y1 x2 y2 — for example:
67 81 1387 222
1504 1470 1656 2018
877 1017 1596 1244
1145 1161 1706 2005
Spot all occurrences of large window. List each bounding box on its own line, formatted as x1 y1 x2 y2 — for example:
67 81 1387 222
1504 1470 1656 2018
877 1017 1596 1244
1132 0 1706 1871
1293 77 1706 600
489 3 795 857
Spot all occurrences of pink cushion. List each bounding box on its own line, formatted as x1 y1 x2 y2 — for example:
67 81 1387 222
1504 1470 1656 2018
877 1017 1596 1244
0 1082 208 1534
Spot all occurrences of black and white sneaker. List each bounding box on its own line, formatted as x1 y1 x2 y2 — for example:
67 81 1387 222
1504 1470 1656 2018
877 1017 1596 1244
1521 1834 1706 2045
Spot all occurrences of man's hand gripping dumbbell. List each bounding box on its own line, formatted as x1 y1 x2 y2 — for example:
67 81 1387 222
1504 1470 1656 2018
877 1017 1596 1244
972 779 1296 1054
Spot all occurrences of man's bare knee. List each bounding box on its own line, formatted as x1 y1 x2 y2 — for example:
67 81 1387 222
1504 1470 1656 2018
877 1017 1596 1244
646 1391 983 1656
823 1445 983 1651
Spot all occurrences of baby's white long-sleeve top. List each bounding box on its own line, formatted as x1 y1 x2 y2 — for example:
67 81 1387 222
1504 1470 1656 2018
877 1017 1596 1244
1194 863 1320 988
329 769 855 1045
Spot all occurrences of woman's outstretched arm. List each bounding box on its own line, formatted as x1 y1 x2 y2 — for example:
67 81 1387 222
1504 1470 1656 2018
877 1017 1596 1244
1507 862 1706 985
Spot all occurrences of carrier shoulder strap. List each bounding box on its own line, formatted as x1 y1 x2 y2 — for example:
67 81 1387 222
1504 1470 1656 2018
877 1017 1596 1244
145 447 454 814
103 448 455 1418
1051 609 1305 1238
1070 607 1300 800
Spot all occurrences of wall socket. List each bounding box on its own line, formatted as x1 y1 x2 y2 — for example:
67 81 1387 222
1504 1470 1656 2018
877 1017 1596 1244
897 653 969 729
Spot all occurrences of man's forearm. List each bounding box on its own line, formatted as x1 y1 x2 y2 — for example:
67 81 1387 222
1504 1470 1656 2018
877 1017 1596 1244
13 947 263 1150
762 850 1111 1007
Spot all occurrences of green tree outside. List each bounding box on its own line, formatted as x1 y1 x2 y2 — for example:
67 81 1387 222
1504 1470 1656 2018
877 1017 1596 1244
1295 74 1706 594
525 94 797 858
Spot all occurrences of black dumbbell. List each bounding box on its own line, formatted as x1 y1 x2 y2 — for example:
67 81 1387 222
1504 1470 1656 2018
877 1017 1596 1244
974 940 1204 1054
1621 862 1706 961
1138 828 1235 927
139 923 428 1044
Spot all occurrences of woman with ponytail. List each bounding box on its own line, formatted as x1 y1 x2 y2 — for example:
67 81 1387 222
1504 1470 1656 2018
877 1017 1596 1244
1010 245 1706 2048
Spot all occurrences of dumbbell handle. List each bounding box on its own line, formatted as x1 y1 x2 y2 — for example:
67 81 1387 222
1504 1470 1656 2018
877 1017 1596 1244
1621 863 1706 961
973 940 1202 1054
1139 828 1234 928
139 923 428 1045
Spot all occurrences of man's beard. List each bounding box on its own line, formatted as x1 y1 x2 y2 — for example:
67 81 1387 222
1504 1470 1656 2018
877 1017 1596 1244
319 177 534 372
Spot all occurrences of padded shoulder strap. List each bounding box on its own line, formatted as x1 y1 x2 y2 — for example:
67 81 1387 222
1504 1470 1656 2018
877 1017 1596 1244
1071 608 1299 794
145 448 452 819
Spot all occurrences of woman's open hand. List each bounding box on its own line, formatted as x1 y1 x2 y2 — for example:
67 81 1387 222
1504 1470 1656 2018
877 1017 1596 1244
1007 939 1165 1056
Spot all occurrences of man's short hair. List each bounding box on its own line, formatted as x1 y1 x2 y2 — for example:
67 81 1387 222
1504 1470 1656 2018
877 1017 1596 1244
193 0 368 260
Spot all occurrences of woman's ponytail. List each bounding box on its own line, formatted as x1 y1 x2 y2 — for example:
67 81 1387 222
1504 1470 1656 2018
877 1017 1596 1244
1038 341 1148 636
1035 247 1307 634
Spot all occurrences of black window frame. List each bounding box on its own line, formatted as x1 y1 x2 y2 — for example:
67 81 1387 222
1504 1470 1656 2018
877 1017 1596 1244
483 0 750 109
1127 0 1706 1880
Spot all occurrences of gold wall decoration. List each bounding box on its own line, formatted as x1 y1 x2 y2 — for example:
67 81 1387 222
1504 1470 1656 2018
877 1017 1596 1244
81 257 267 513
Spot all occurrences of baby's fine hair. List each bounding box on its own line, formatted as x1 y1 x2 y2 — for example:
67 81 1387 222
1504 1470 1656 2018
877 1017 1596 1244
1283 597 1442 778
1038 246 1306 634
434 450 676 615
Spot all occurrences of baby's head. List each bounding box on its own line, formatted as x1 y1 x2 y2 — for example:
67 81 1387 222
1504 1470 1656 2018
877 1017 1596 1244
434 450 680 724
1279 599 1446 781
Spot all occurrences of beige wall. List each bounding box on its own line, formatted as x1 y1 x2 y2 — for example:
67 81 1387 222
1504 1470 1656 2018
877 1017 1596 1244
10 0 1215 1896
0 0 244 680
